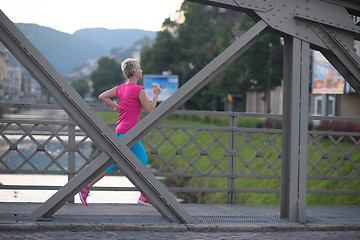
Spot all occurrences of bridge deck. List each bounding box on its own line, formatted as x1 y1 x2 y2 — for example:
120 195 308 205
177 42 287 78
1 203 359 232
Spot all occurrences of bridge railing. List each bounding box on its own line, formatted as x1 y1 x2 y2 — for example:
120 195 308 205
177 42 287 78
1 103 359 204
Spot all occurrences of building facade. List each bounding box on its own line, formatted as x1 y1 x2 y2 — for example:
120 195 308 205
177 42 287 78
0 47 9 100
0 47 40 102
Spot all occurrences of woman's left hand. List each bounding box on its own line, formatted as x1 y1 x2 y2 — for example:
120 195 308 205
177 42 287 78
153 84 161 96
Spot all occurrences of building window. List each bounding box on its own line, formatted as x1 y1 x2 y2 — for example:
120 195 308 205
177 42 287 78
316 98 322 115
314 95 335 116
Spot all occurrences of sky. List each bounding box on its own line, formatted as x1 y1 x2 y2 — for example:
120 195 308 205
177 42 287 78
1 0 184 34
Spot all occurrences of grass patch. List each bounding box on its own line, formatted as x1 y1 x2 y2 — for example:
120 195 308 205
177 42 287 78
98 112 360 205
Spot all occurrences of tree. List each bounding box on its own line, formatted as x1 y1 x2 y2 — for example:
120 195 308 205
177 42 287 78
71 78 90 98
215 16 283 110
91 57 124 97
141 28 180 75
140 2 283 111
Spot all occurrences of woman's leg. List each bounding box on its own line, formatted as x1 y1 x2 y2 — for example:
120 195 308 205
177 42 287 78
88 170 108 188
85 134 147 189
79 134 149 206
130 140 148 166
79 165 113 206
129 140 152 205
83 163 116 189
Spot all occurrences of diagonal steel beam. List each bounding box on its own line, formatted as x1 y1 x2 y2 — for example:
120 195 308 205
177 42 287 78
27 152 113 220
0 10 268 223
188 0 359 224
312 24 360 94
189 0 360 94
0 10 194 224
321 50 358 93
119 20 269 148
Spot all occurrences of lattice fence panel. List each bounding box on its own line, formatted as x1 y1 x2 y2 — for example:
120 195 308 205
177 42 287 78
143 125 229 177
308 131 360 180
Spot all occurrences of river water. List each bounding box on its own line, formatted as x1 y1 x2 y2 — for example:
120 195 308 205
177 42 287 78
0 174 139 204
0 108 140 204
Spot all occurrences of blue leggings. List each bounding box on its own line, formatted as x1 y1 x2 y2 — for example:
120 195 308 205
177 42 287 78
105 133 148 173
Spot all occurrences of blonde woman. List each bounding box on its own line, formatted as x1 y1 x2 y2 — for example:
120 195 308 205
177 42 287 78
79 58 161 206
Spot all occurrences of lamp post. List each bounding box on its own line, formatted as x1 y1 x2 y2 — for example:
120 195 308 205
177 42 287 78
267 42 273 113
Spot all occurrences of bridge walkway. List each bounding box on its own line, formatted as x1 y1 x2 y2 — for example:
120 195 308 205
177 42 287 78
1 203 359 233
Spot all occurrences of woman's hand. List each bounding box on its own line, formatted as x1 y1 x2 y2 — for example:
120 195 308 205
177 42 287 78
98 87 118 110
153 84 161 96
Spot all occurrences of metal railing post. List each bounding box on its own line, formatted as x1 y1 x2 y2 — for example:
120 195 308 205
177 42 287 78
67 117 76 203
228 113 237 204
281 37 309 223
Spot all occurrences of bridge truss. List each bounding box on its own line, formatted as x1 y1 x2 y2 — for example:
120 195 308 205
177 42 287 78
0 0 359 223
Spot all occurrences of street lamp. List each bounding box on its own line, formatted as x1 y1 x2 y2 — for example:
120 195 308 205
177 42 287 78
250 79 258 91
267 42 273 114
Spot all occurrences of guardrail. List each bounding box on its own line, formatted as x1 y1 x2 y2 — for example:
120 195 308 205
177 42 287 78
1 103 359 204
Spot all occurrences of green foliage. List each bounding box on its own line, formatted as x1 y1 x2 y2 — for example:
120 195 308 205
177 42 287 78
141 29 180 75
70 78 90 98
96 111 119 124
91 57 125 97
218 15 283 93
140 2 283 110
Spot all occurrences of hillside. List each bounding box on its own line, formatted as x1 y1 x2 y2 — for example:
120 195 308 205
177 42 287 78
16 23 107 75
74 28 157 51
7 24 157 75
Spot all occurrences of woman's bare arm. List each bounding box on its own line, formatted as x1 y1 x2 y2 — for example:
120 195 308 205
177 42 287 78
139 85 161 113
98 87 118 110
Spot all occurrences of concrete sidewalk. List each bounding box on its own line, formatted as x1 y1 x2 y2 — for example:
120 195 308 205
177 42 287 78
0 203 360 232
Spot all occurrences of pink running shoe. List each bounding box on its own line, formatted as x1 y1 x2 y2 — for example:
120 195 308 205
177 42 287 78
137 194 152 206
79 186 91 206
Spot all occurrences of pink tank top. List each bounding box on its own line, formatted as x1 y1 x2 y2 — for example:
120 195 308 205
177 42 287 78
115 83 144 134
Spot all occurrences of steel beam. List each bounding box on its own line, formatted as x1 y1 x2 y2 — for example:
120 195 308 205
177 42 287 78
3 0 359 225
322 0 360 16
0 9 268 223
321 49 358 92
190 0 359 223
119 20 269 148
0 10 194 224
298 40 310 224
189 0 360 94
187 0 262 22
26 152 113 220
312 24 360 94
281 37 309 223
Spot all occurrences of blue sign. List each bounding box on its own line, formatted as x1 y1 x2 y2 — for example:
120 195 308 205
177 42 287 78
144 75 178 102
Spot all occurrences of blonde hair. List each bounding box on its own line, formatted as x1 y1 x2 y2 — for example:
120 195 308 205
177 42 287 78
121 58 140 78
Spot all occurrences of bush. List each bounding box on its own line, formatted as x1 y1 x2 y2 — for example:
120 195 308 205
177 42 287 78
315 120 360 141
264 118 317 131
264 118 282 129
238 117 264 128
316 120 360 133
